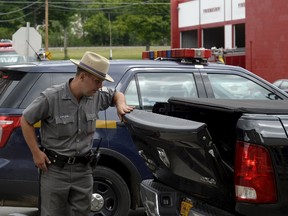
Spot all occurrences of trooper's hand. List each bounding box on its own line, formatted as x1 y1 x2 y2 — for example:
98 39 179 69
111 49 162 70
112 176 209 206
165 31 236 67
117 104 134 121
33 150 51 172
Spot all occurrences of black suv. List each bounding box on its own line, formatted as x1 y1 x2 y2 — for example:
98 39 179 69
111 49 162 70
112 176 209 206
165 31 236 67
0 49 287 216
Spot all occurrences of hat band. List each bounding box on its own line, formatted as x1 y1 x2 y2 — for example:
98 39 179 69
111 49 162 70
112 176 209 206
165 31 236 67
80 62 106 79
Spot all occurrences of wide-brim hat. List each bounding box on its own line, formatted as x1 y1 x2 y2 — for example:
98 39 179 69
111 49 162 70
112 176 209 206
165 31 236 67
70 51 114 82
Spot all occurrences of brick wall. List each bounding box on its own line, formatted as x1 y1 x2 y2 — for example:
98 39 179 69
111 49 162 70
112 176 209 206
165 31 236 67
246 0 288 82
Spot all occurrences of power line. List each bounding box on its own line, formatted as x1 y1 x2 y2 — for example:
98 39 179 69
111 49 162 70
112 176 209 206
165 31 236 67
0 1 169 15
0 1 169 22
0 6 42 22
0 1 170 4
49 3 136 11
0 1 41 16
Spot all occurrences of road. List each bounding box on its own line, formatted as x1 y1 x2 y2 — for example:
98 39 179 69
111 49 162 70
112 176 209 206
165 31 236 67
0 207 146 216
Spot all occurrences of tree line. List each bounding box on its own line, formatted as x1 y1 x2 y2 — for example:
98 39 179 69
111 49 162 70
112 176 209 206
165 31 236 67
0 0 170 51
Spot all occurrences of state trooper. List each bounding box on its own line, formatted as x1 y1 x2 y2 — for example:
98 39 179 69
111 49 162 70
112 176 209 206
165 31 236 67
21 51 133 216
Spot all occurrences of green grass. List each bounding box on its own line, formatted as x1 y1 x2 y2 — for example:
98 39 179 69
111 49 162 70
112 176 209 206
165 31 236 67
48 46 171 60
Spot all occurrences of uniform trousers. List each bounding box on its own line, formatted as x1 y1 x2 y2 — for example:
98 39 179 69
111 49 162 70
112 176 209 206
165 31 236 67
40 162 93 216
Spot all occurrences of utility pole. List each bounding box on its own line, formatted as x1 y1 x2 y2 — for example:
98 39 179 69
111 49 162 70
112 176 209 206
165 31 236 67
109 13 112 60
45 0 49 51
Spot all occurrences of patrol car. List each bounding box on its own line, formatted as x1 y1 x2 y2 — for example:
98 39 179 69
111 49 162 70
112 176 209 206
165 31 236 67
0 48 287 216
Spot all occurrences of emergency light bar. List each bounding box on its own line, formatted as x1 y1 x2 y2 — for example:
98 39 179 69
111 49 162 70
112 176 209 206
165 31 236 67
0 42 12 48
142 48 212 60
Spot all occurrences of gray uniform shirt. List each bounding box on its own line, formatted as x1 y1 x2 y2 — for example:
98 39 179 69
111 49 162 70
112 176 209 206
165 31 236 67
23 79 116 157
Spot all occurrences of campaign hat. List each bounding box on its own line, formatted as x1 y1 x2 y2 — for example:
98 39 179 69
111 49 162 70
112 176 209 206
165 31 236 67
71 51 114 82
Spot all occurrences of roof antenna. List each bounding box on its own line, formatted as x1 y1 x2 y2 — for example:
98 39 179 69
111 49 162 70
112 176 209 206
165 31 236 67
26 40 41 61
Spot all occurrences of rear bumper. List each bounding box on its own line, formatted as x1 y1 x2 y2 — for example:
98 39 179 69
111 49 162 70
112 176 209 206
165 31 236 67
236 202 288 216
140 179 234 216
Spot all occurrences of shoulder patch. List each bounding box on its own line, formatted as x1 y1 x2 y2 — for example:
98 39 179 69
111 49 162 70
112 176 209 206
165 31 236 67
100 87 109 93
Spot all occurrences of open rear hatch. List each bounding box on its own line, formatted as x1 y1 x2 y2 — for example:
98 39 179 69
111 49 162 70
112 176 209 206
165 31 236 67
124 98 288 212
124 108 235 209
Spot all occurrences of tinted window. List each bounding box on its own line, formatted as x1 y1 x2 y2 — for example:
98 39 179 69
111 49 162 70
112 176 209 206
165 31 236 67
125 73 197 110
207 74 279 100
0 71 25 105
20 73 74 108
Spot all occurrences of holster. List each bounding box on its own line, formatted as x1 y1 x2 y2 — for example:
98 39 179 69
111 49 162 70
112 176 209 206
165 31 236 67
89 148 101 169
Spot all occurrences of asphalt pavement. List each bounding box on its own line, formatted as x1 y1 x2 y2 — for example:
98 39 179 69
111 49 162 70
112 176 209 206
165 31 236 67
0 207 146 216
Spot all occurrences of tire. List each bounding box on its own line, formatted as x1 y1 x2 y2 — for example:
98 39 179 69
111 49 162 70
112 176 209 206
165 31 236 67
90 166 131 216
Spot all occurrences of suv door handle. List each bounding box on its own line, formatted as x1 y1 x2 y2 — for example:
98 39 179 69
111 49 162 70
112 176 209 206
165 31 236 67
117 121 126 127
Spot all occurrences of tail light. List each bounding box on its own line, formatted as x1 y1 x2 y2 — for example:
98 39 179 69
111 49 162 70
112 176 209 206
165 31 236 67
0 116 21 148
235 141 277 203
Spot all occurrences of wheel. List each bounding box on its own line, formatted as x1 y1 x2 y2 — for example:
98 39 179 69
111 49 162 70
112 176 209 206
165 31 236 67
90 166 131 216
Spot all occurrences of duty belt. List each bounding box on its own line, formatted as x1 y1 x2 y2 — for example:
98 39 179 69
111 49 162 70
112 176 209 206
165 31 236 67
43 148 91 167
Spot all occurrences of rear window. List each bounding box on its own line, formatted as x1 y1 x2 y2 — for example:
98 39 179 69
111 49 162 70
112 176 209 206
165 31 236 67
20 73 74 108
0 70 74 109
0 70 26 106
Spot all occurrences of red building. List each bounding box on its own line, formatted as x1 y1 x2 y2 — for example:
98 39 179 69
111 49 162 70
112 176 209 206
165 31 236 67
170 0 288 82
